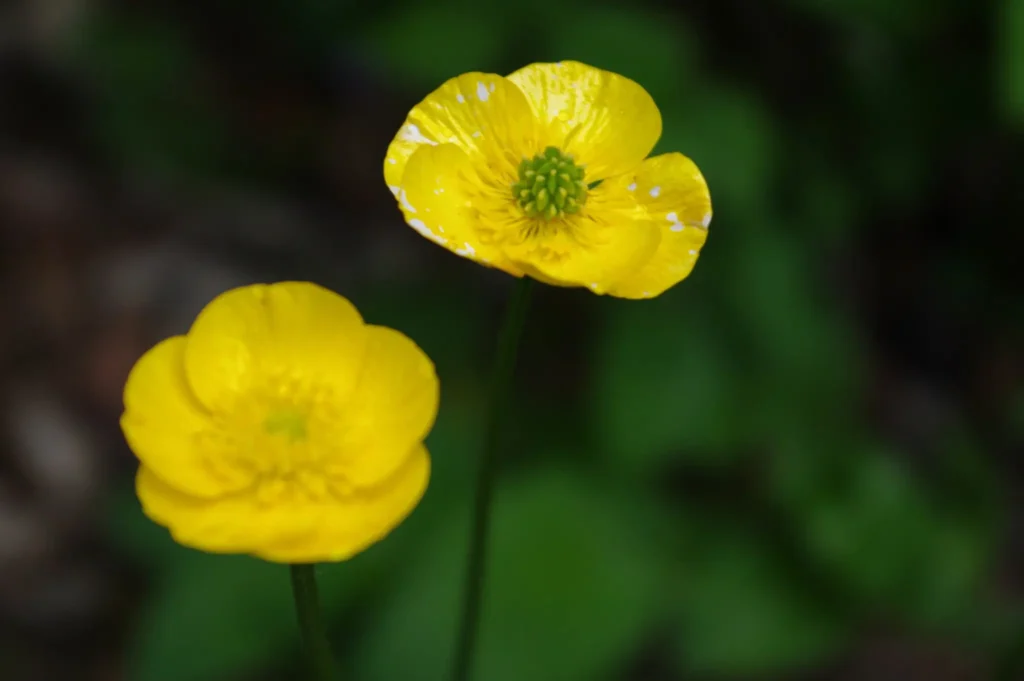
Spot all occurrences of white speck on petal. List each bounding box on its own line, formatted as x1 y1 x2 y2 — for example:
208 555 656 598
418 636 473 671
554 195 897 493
438 225 445 233
476 82 489 101
387 158 397 165
456 94 465 103
642 291 651 297
689 249 697 255
589 283 598 291
455 242 476 256
388 185 400 196
489 82 496 92
665 212 685 232
408 218 447 245
702 212 712 228
649 186 661 198
401 124 437 145
627 182 637 191
398 189 417 214
471 131 482 138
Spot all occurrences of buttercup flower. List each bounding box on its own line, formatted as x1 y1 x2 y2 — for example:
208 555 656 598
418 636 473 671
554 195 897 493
120 282 438 563
384 61 712 299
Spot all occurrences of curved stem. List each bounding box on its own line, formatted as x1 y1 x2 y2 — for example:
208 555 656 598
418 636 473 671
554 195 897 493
290 564 336 680
452 277 535 681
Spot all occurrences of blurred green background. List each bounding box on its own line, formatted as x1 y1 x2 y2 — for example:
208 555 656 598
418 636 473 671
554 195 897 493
1 0 1022 679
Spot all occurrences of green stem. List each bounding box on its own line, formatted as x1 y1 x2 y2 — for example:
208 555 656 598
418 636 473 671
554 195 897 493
452 276 535 681
290 564 336 681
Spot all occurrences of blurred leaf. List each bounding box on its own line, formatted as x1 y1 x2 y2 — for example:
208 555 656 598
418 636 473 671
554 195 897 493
354 284 488 383
354 468 664 681
590 292 747 474
670 522 850 677
544 6 700 103
724 226 864 440
657 85 777 223
1001 0 1024 125
792 445 992 626
360 6 506 88
105 482 188 571
76 13 229 177
128 556 298 681
793 149 860 242
128 544 390 681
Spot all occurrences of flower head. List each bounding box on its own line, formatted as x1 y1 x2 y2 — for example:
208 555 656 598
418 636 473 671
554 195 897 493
120 282 438 563
384 61 712 299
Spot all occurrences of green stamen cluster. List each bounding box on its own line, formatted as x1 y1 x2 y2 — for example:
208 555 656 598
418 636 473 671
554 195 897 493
511 146 587 220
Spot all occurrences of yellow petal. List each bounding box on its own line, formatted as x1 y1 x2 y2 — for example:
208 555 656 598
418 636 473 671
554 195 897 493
384 72 539 195
501 183 661 292
136 444 430 563
327 325 439 487
183 282 368 411
605 153 712 299
121 337 246 497
507 61 661 181
400 142 523 275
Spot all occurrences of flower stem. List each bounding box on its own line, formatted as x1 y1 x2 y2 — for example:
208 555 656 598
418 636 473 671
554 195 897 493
290 563 336 681
452 276 534 681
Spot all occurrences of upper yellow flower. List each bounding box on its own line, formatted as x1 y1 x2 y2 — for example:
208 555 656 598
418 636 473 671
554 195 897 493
384 61 712 299
119 282 438 563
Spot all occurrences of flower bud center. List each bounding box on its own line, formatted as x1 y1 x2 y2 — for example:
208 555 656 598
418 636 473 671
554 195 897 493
511 146 587 220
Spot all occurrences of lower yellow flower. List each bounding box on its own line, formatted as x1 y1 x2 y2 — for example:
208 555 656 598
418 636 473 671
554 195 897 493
384 61 712 299
119 282 438 563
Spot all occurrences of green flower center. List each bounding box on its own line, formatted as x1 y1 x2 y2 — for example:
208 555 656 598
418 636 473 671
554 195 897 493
263 409 308 444
511 146 587 220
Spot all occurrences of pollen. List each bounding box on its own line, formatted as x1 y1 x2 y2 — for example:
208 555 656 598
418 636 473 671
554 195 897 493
511 146 588 220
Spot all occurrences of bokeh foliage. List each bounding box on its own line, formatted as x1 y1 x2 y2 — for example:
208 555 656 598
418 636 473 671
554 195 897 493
88 0 1023 679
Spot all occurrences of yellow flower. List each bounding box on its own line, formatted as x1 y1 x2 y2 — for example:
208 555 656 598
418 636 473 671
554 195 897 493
384 61 712 299
119 282 438 563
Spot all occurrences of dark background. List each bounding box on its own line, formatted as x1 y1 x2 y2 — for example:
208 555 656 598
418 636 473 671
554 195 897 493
1 0 1022 679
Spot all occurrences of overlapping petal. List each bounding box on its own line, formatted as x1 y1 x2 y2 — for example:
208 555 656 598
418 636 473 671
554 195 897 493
605 153 712 298
121 337 247 497
384 72 539 194
183 282 368 411
501 184 661 292
136 445 430 563
326 325 439 487
399 142 523 274
507 61 662 181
